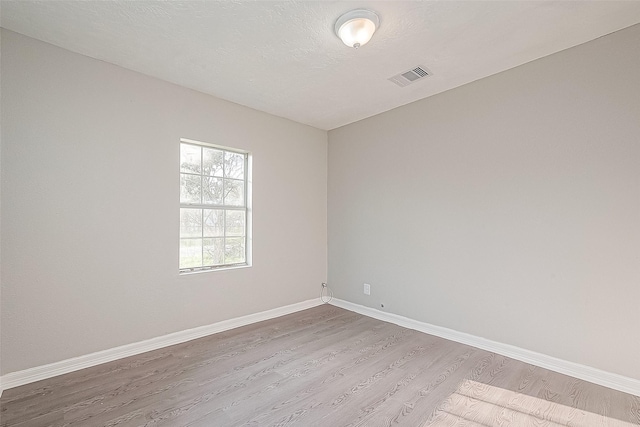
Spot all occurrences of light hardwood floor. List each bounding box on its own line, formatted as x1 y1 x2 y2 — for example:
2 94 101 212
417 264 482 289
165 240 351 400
1 305 639 426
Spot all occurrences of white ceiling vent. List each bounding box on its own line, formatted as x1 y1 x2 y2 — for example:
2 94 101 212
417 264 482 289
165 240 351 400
388 66 432 87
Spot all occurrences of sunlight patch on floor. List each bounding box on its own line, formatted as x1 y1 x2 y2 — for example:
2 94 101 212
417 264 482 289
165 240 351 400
422 379 634 426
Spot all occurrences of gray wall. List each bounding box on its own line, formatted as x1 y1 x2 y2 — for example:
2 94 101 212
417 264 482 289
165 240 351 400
328 24 640 380
0 27 3 379
1 30 327 374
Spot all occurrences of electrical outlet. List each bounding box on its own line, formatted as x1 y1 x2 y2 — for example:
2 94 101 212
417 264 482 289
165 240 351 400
363 283 371 295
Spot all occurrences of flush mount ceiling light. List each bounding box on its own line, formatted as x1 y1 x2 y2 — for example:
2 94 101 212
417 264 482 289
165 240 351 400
334 9 379 49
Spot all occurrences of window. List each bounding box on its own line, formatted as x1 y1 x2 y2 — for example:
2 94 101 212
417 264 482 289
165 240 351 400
179 139 250 272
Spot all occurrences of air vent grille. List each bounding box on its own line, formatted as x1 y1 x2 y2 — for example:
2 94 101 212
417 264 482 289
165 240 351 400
389 66 431 87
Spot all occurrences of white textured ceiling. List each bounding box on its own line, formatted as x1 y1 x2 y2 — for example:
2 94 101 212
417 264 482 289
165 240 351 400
2 1 640 130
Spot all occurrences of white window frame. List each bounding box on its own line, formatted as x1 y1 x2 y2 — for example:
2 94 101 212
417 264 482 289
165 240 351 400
179 138 252 274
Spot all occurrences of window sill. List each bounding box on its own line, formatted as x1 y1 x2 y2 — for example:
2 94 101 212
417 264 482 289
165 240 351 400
179 263 251 276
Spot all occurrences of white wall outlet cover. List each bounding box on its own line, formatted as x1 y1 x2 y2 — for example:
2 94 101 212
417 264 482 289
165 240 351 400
363 283 371 295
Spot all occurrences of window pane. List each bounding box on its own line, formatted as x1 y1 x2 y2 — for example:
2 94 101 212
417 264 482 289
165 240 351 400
203 209 224 237
203 238 224 266
226 210 245 236
180 238 202 269
180 208 202 238
224 237 245 264
203 176 223 205
203 147 224 177
224 179 244 206
180 174 201 204
180 144 201 174
224 152 245 179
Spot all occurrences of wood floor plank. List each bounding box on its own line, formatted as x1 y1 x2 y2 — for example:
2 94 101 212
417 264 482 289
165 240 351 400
173 322 393 426
65 317 366 425
248 334 427 425
1 305 638 427
129 318 385 426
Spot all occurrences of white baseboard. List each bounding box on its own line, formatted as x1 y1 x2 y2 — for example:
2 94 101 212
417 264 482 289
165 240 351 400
4 298 637 398
0 298 322 392
330 298 640 397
